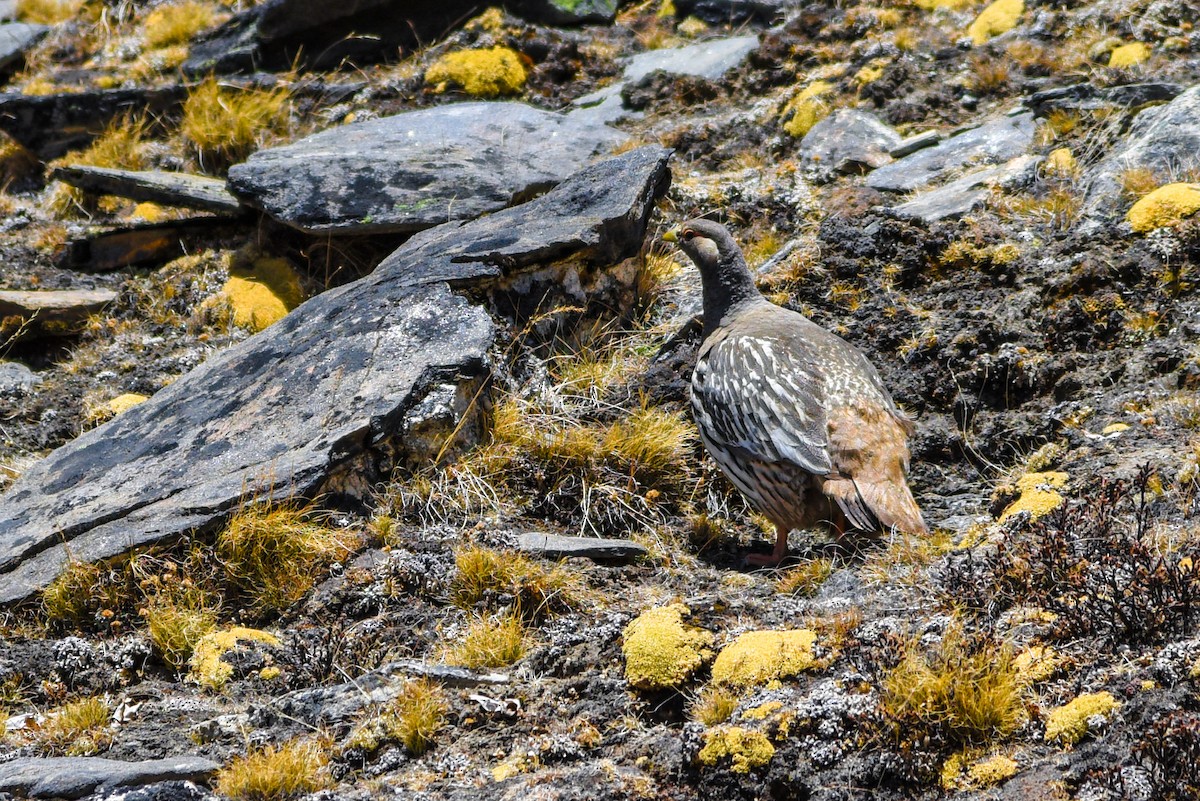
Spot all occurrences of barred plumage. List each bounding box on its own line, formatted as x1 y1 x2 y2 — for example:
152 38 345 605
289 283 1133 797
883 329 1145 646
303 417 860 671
665 218 927 565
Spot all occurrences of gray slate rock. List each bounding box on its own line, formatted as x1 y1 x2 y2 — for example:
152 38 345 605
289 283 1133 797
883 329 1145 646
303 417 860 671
571 35 758 124
890 155 1040 223
516 532 649 562
0 86 188 160
1028 81 1183 117
0 146 671 603
0 756 217 799
890 130 941 159
799 109 901 183
0 1 16 21
0 288 117 337
0 361 39 393
1083 85 1200 219
0 22 48 74
92 780 218 801
52 166 246 214
227 102 628 235
867 112 1035 194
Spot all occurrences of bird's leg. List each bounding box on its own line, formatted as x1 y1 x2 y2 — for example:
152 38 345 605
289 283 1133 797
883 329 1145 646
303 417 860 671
744 527 789 567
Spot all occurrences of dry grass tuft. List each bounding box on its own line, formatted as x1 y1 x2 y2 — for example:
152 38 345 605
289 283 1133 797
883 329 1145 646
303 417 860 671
691 684 739 726
451 546 580 620
143 1 220 48
347 678 448 756
48 113 152 217
447 614 527 669
37 696 111 755
180 78 293 173
17 0 82 24
215 738 330 800
216 500 359 614
141 572 219 671
775 558 834 596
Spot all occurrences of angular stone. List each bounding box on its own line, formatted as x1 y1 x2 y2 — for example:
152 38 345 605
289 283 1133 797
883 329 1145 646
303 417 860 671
227 102 628 236
0 22 48 74
890 130 942 159
51 166 246 214
0 756 217 799
516 532 649 562
1028 81 1184 117
0 146 671 603
890 155 1040 223
0 361 39 394
799 109 901 183
1083 85 1200 219
867 112 1035 194
0 289 116 338
0 86 188 160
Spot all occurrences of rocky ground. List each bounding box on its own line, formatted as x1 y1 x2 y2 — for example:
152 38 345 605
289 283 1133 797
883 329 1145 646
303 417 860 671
2 0 1200 798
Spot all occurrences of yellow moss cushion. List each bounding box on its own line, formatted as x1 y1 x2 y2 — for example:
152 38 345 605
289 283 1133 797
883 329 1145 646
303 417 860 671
189 627 280 690
107 393 149 416
425 46 528 97
1044 691 1118 746
622 604 713 691
1043 148 1077 179
711 629 817 687
1127 183 1200 233
697 726 775 773
1108 42 1150 68
998 471 1067 522
967 0 1023 45
782 81 833 138
216 257 304 332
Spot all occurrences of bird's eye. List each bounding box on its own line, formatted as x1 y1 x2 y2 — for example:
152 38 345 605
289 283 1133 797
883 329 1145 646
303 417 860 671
682 230 695 241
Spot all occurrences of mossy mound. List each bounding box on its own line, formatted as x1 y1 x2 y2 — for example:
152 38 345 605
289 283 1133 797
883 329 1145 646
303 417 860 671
622 604 713 691
425 46 528 97
1108 42 1149 68
1127 183 1200 233
217 257 305 332
188 626 280 690
967 0 1023 45
107 393 149 416
697 725 775 773
782 81 833 138
1044 691 1118 746
998 471 1068 522
710 629 817 688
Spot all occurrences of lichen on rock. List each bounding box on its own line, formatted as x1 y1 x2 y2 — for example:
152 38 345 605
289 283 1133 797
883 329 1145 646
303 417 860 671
425 46 528 97
1127 183 1200 233
1044 691 1118 746
1108 41 1150 68
998 471 1068 522
622 604 713 691
711 629 817 688
697 725 775 773
188 626 280 690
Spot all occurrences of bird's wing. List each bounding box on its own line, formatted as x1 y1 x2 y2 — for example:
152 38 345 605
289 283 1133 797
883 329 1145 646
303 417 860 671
692 332 833 476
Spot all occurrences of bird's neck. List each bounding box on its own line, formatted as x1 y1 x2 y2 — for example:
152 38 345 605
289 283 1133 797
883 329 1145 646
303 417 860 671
701 256 763 337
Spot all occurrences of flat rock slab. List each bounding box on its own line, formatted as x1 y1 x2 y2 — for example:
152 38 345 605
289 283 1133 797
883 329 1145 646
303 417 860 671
1029 81 1183 116
890 155 1040 223
0 22 48 74
52 166 245 214
0 756 218 799
227 102 628 235
0 86 188 160
57 217 240 273
0 288 116 337
0 146 671 604
799 108 901 183
867 112 1035 194
1083 85 1200 218
516 532 649 562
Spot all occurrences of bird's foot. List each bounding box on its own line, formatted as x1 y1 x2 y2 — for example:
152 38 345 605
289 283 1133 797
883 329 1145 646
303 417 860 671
743 544 789 568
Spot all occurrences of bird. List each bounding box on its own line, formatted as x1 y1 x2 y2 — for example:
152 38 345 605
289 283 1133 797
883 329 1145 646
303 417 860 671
663 218 927 566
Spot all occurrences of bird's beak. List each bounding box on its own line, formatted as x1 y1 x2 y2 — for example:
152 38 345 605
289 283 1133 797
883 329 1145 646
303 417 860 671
663 227 679 243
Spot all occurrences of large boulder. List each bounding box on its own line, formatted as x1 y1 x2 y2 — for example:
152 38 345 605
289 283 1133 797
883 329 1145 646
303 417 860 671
1082 85 1200 220
226 102 628 235
0 146 672 604
798 109 902 183
0 756 217 800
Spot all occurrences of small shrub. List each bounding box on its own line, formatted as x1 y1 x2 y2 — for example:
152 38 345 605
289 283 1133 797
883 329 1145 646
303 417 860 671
180 78 293 173
216 500 359 615
447 614 527 669
215 739 330 800
1130 711 1200 799
883 627 1025 746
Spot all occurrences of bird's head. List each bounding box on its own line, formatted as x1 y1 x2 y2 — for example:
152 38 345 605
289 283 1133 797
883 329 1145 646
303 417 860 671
663 218 739 272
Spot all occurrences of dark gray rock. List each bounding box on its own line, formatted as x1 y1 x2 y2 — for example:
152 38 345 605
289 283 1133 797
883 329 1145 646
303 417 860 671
0 87 188 160
0 289 117 338
672 0 795 24
0 146 671 604
889 130 941 159
51 166 246 215
571 36 758 124
798 109 901 183
0 756 217 799
227 102 628 235
56 218 237 274
0 361 39 394
1028 82 1183 117
867 112 1036 194
516 532 649 562
93 780 218 801
1083 86 1200 219
0 22 48 74
889 155 1040 223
